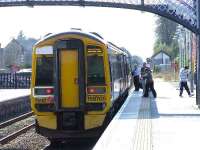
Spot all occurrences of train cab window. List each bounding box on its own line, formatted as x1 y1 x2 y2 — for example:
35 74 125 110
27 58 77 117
87 56 105 85
35 56 53 86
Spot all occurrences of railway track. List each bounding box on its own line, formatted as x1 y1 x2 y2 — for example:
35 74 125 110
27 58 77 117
0 111 35 145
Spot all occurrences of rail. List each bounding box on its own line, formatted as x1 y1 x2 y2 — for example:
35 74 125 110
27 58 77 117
0 111 35 145
0 111 33 128
0 123 35 145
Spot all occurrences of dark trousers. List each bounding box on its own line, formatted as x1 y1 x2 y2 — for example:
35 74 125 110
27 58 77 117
133 75 140 91
143 81 157 98
180 81 190 96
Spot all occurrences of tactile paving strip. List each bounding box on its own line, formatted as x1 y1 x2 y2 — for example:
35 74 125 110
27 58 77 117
132 98 152 150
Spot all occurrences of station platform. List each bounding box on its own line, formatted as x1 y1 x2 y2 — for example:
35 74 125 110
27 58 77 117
0 89 30 102
93 79 200 150
0 89 31 122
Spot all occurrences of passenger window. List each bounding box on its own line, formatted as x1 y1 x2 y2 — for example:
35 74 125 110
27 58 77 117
87 55 105 85
35 56 53 86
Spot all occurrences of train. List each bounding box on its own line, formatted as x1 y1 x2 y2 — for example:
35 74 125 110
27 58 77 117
31 30 133 142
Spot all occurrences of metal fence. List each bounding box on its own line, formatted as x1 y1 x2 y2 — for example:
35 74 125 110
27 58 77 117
0 73 31 89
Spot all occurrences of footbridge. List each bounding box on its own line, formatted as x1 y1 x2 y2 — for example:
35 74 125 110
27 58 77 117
0 0 198 33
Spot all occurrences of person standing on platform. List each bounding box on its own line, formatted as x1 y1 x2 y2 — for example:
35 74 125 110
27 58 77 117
143 67 157 98
132 65 140 91
179 66 193 97
141 62 148 95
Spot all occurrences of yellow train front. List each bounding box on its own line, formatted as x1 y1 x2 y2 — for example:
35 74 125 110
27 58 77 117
31 30 132 141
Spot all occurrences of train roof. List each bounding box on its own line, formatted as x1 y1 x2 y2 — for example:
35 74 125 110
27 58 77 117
107 42 129 56
35 30 131 57
35 30 107 46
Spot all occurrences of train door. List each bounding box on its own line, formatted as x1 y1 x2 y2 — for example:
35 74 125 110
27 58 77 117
60 50 79 108
54 39 85 110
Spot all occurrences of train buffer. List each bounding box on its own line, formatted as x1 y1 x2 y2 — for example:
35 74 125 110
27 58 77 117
93 80 200 150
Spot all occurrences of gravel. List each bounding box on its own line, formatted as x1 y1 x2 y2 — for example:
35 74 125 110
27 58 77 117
0 117 50 150
0 128 50 150
0 117 35 139
0 129 50 150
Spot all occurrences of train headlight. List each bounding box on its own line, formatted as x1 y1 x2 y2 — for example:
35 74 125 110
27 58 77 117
87 87 106 94
46 88 54 95
34 87 54 96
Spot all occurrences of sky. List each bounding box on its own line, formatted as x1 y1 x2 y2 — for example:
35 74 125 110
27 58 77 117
0 6 156 60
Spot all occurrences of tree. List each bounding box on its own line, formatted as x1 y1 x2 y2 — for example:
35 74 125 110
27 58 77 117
16 31 37 67
154 17 179 59
132 55 143 66
17 30 26 42
155 17 178 45
170 40 179 59
153 39 179 59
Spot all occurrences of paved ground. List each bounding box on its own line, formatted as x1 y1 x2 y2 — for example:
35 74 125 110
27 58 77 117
1 80 199 150
152 80 200 150
0 89 30 102
94 79 200 150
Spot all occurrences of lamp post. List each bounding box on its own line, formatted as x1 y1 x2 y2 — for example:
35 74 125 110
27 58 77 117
189 32 194 93
177 27 186 69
